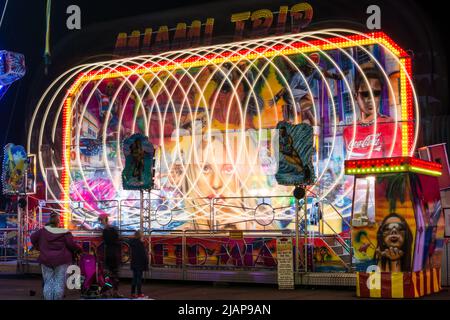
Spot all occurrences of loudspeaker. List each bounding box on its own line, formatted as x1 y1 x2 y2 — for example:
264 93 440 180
293 186 306 199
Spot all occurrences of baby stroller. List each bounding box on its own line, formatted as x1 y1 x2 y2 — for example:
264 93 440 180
79 253 113 299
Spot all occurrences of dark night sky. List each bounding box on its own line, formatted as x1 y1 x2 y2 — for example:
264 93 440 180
0 0 214 146
0 0 448 149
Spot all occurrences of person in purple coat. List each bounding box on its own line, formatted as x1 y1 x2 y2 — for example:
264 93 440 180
30 213 81 300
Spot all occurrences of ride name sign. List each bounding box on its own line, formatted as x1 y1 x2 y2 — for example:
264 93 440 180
276 238 294 290
115 2 313 54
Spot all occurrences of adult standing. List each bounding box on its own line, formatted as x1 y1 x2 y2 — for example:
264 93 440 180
30 213 81 300
98 213 123 298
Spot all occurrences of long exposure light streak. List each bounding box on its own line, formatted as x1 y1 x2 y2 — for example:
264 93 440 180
27 30 418 230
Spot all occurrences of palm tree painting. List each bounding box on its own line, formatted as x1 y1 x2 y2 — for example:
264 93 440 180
379 174 407 213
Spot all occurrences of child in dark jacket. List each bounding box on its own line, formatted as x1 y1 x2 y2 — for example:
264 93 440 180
129 230 149 298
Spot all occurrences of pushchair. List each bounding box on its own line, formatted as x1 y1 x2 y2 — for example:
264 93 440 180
79 253 113 299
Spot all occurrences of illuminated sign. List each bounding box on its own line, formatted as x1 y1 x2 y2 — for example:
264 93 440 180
115 2 313 53
230 2 313 40
345 157 442 177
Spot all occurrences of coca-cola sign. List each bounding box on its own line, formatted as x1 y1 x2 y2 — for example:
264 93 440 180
347 133 382 152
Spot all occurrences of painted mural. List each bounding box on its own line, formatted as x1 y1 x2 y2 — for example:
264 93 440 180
65 42 405 231
352 173 444 273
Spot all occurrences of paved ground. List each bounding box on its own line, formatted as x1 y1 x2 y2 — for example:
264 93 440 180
0 275 449 300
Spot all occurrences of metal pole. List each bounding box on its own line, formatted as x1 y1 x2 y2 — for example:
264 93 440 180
16 198 22 267
349 176 357 272
140 190 144 232
148 231 152 280
148 189 152 232
210 198 214 234
303 192 308 273
3 231 6 261
118 200 121 232
38 205 42 228
182 231 186 280
295 198 299 273
25 196 29 262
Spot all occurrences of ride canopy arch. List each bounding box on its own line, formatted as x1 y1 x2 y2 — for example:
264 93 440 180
27 30 418 230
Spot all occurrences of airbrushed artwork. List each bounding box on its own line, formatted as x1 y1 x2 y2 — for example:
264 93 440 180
2 143 28 194
122 133 155 190
0 50 26 101
30 31 415 230
350 172 444 273
345 157 445 298
275 121 315 186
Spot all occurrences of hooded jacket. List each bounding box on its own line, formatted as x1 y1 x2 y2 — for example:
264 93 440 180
129 238 149 271
30 226 81 267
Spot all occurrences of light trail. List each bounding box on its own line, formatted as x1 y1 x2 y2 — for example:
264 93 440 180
27 30 418 229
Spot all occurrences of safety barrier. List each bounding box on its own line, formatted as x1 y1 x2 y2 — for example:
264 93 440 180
0 228 18 262
17 193 355 276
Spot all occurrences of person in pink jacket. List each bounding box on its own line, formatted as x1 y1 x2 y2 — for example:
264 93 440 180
30 213 81 300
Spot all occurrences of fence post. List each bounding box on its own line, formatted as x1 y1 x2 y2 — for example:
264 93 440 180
182 231 186 280
295 199 299 273
140 190 144 232
118 200 122 232
210 198 214 233
148 189 151 232
303 193 308 273
148 231 152 280
17 199 23 268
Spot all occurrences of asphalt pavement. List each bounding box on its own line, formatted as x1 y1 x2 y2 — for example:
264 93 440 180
0 275 449 300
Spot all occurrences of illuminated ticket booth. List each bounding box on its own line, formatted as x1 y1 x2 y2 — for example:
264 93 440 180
345 157 444 298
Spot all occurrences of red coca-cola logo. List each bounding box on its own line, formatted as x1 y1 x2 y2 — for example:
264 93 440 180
347 133 382 151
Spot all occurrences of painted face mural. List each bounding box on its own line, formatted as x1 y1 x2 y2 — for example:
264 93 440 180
350 171 444 274
382 217 406 248
356 78 382 121
375 213 413 272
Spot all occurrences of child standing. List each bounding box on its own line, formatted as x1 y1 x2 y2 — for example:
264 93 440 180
129 230 149 298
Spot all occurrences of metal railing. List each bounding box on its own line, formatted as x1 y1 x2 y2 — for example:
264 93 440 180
0 228 18 262
306 190 355 270
39 195 351 234
16 193 354 273
147 229 299 273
